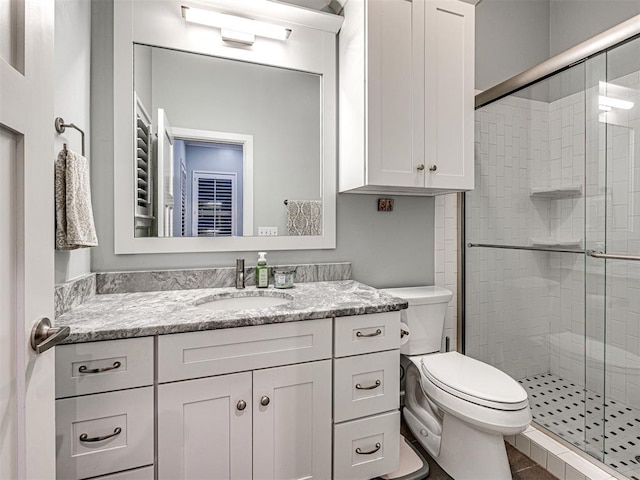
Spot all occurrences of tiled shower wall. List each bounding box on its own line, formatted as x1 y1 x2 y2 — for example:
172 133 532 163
466 96 553 379
466 70 640 411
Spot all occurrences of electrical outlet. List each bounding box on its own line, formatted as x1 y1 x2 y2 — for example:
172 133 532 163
258 227 278 236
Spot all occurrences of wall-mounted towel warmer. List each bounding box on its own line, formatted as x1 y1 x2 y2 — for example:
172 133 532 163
55 117 85 156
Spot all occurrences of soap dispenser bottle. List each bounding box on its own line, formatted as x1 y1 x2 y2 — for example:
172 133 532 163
256 252 269 288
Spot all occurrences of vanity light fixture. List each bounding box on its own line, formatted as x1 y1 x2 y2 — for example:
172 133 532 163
181 6 292 45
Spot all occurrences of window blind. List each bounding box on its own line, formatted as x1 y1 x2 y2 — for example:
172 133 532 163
193 174 235 237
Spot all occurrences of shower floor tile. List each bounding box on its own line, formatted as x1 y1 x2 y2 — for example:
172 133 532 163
519 372 640 480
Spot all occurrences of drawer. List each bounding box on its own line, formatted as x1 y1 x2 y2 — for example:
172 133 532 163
56 387 154 480
333 410 400 480
98 466 154 480
334 350 400 422
56 337 153 398
334 312 400 357
158 318 332 382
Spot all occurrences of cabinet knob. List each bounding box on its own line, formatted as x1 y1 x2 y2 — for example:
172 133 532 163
429 165 437 172
237 400 247 411
260 395 270 406
416 164 425 171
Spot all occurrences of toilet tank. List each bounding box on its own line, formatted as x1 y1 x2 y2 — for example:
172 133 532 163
382 286 453 355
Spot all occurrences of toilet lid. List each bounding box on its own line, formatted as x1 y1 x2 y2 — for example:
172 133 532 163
420 352 529 411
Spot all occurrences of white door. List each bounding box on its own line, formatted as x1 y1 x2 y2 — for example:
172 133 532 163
157 372 253 479
0 1 56 479
156 108 174 237
253 360 332 480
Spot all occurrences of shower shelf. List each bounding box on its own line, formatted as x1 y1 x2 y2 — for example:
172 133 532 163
529 185 582 198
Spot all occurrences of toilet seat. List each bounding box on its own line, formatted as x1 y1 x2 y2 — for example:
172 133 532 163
420 352 529 411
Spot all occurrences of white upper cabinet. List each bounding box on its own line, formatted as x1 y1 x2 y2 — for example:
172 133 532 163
339 0 475 195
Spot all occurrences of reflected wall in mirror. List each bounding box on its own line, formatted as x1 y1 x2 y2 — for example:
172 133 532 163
133 44 322 238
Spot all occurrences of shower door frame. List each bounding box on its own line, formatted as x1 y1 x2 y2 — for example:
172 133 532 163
459 12 640 475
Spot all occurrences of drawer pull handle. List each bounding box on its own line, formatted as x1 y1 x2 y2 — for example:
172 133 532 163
79 427 122 443
260 395 270 406
356 442 381 455
356 329 382 338
78 361 121 374
237 400 247 411
356 380 381 390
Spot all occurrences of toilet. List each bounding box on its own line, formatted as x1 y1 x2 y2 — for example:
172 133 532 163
383 286 532 480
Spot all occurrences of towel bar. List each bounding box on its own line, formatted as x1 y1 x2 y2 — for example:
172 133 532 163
55 117 85 156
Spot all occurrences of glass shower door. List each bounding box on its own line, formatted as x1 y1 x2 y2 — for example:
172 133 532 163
587 35 640 479
466 26 640 480
466 60 591 451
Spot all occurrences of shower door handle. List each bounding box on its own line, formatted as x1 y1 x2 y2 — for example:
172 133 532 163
587 250 640 261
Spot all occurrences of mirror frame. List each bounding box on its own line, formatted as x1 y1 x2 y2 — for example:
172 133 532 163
113 0 342 253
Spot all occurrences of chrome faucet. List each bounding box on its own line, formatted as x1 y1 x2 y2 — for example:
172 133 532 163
235 258 245 289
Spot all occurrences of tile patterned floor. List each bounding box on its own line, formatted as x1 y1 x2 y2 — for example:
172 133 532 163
519 372 640 480
401 422 556 480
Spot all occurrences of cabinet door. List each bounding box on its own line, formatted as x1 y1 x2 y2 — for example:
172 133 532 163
424 0 475 190
367 0 425 188
253 360 332 480
158 372 252 480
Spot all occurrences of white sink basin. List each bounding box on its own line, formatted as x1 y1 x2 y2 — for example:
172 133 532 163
195 293 292 311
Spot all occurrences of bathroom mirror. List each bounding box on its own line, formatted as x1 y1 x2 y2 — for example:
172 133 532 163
113 0 342 254
133 44 322 239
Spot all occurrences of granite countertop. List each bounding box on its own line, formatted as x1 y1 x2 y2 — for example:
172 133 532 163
56 280 408 344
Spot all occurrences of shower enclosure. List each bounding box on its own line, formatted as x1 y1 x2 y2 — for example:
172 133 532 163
465 19 640 480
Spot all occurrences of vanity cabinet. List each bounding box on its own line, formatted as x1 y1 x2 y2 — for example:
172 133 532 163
332 312 401 479
157 319 333 480
339 0 475 195
55 337 155 480
55 313 401 479
158 362 332 480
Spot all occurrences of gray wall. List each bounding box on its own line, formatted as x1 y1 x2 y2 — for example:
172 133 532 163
476 0 640 91
475 0 550 91
90 0 434 289
55 0 92 283
549 0 640 56
133 44 152 112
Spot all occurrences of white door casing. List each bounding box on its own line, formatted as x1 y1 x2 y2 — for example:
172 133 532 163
0 0 56 478
156 108 174 237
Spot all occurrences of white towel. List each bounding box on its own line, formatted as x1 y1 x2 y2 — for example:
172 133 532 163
55 148 98 250
286 200 322 236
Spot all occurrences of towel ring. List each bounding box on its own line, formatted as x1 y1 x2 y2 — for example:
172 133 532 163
55 117 85 156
